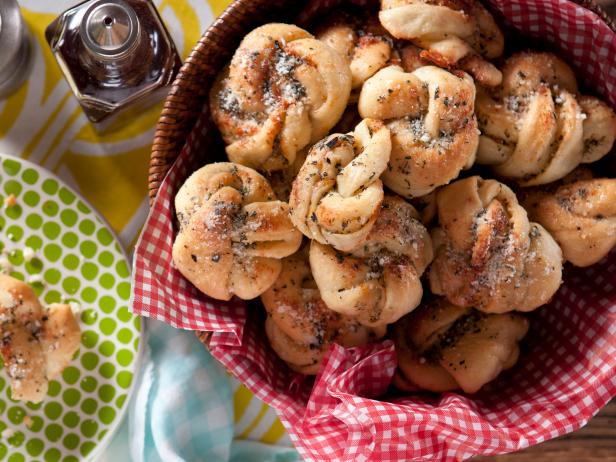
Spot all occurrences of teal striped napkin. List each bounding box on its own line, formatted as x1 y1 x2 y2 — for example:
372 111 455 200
125 320 301 462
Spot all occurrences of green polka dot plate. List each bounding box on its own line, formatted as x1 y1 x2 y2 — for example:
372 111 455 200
0 154 142 462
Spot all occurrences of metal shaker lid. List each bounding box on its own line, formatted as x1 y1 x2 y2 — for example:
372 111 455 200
79 0 140 57
0 0 25 68
0 0 31 98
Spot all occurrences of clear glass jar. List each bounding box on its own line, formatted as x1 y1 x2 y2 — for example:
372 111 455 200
45 0 181 127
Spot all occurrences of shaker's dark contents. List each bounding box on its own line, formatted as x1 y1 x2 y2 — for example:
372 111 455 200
45 0 181 125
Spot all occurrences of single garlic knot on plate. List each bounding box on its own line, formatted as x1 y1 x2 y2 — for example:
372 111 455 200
379 0 504 86
393 298 529 393
520 168 616 267
210 23 352 172
359 65 478 198
289 118 391 251
429 176 563 313
0 275 81 403
476 52 616 186
262 248 384 374
310 195 433 327
172 162 302 301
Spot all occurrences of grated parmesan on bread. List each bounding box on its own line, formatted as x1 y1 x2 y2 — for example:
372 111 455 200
0 274 81 403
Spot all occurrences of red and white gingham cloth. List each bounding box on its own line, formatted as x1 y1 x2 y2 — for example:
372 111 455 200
131 1 616 460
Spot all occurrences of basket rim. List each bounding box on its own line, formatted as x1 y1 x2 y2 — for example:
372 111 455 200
141 3 616 456
148 0 616 206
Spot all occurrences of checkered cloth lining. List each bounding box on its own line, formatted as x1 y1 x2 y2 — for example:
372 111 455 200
131 0 616 460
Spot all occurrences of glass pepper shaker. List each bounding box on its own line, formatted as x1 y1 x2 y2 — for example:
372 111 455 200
0 0 32 99
45 0 182 127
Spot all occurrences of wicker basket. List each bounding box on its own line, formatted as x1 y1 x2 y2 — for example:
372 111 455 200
139 1 616 458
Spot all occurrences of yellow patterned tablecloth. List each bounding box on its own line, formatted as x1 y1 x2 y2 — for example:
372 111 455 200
0 0 289 455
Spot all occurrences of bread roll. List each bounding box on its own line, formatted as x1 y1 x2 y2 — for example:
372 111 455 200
0 275 80 402
262 248 384 374
310 195 433 327
359 65 478 198
379 0 504 86
429 176 563 313
290 119 391 251
173 162 302 300
210 23 352 171
521 168 616 267
476 52 616 186
393 298 529 393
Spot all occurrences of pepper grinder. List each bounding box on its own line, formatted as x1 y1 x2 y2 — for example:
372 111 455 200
0 0 32 99
45 0 181 127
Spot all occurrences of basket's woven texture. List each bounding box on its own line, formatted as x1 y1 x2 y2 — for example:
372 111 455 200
134 0 616 460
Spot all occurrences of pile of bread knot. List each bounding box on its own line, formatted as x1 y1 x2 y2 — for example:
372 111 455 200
173 0 616 394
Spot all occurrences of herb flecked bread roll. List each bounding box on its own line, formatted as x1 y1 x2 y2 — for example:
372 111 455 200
379 0 504 86
359 65 478 198
210 23 352 172
316 12 394 92
520 168 616 267
262 248 384 374
173 162 302 300
429 176 563 313
0 275 80 403
289 118 391 251
393 298 529 393
475 52 616 186
310 195 433 327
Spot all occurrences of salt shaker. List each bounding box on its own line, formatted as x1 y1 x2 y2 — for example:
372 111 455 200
0 0 32 99
45 0 181 127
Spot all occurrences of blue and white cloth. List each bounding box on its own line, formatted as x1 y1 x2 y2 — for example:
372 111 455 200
100 320 301 462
